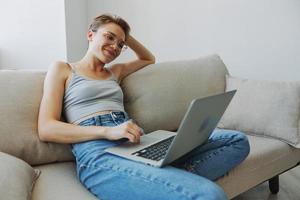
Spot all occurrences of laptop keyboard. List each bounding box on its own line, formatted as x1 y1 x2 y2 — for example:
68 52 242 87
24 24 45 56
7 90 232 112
132 136 175 161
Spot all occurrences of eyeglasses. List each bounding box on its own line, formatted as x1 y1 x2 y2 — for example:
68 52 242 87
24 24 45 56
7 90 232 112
102 32 128 52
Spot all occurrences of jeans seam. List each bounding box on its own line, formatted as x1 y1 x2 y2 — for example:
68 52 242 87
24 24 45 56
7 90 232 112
184 137 245 173
184 145 229 171
78 163 196 200
196 136 240 160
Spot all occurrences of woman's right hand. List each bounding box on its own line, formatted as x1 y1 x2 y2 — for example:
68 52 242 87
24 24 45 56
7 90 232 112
105 120 144 143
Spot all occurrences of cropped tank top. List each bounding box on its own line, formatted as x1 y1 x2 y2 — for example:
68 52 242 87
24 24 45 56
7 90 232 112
63 64 125 123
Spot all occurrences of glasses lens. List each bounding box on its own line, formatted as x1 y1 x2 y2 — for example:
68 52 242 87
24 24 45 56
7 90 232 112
121 45 128 52
103 32 127 52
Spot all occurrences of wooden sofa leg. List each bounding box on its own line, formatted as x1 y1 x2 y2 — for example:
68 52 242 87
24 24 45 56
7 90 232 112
269 175 279 194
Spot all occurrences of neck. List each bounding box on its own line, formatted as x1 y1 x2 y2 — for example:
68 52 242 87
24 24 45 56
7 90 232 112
77 52 106 72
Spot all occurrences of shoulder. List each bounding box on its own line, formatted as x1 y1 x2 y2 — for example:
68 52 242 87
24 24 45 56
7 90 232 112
48 61 72 73
47 61 73 80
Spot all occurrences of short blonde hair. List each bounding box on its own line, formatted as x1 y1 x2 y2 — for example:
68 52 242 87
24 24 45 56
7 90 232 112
88 14 131 40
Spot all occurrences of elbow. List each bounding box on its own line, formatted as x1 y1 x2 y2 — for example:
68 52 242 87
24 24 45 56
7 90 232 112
38 121 55 142
38 126 50 142
150 55 156 64
147 55 156 64
151 58 156 64
38 120 68 143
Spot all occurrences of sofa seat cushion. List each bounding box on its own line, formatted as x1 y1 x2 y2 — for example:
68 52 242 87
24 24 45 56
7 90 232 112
31 136 300 200
216 134 300 199
32 162 97 200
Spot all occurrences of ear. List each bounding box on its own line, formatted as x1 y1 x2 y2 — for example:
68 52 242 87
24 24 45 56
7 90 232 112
87 30 94 42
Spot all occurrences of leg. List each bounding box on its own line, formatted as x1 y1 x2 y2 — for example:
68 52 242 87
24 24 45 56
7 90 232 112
76 152 228 200
72 113 228 200
269 175 279 194
172 129 250 181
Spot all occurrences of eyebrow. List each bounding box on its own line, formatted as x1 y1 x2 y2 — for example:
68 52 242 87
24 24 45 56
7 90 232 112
107 31 125 43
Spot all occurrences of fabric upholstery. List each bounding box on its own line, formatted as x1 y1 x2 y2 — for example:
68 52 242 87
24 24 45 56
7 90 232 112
0 152 40 200
2 56 300 200
218 75 300 147
32 162 98 200
30 135 300 200
0 70 74 165
121 54 228 133
217 134 300 199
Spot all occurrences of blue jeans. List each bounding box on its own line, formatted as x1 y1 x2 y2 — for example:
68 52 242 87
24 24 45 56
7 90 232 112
72 111 250 200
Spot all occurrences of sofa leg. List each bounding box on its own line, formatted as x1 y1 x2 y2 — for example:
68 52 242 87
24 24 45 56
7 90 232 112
269 175 279 194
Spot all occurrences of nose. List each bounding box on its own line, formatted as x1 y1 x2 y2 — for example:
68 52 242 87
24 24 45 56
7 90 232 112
110 43 119 51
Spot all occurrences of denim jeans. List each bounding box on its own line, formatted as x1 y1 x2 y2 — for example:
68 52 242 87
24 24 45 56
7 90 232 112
72 111 250 200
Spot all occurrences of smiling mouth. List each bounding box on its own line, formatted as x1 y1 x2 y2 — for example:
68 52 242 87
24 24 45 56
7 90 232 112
104 49 115 58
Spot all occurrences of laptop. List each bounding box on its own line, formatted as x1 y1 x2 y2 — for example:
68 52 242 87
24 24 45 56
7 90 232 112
105 90 236 167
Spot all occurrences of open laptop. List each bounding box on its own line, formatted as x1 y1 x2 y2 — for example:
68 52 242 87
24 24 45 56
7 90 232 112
105 90 236 167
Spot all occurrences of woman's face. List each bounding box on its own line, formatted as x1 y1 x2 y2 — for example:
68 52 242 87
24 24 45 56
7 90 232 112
88 23 126 64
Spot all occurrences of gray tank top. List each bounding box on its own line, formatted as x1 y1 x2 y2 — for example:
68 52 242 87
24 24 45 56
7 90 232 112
63 64 125 123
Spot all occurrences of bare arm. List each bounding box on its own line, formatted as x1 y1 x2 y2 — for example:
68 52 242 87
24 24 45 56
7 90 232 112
38 62 142 144
110 35 156 81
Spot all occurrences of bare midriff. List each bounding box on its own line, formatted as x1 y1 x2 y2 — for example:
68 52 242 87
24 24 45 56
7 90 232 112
72 110 115 125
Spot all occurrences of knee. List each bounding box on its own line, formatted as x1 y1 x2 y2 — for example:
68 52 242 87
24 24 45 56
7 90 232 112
236 132 250 150
231 131 250 160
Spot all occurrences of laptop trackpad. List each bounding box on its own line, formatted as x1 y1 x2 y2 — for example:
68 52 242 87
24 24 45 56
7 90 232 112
107 130 176 153
146 130 176 139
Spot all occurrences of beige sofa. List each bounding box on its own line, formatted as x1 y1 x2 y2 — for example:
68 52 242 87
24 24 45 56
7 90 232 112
1 54 299 200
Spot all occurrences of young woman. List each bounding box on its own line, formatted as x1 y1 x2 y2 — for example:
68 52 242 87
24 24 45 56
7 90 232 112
38 14 250 200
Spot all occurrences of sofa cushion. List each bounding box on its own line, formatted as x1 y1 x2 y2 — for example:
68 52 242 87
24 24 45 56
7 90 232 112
32 136 300 200
216 134 300 199
121 54 228 133
32 162 98 200
218 75 300 147
0 152 41 200
0 70 74 165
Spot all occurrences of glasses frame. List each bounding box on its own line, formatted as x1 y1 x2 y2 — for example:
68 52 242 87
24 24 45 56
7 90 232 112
101 31 128 52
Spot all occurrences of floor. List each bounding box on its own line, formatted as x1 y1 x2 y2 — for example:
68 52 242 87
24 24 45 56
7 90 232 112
232 166 300 200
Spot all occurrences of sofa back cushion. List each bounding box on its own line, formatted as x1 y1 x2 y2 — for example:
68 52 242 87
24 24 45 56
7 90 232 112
0 70 74 165
121 54 228 133
0 54 227 164
218 75 300 147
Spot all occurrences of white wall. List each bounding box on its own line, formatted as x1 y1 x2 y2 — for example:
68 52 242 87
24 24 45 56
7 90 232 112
88 0 300 81
1 0 299 81
0 0 67 69
65 0 88 62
